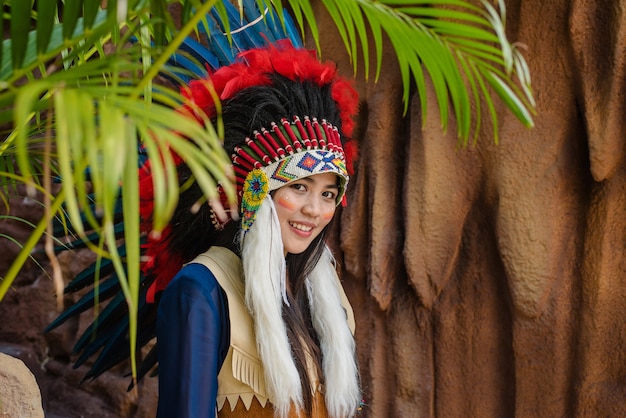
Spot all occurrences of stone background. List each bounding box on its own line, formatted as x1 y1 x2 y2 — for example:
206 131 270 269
1 0 625 416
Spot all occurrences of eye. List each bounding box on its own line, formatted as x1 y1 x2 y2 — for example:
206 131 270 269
322 190 337 200
290 183 307 191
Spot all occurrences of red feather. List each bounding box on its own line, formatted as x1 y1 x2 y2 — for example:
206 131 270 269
142 43 360 302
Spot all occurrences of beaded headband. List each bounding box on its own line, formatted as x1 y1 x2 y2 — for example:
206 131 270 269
233 115 349 232
144 43 359 301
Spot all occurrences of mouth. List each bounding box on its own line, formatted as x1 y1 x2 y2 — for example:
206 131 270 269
289 221 315 234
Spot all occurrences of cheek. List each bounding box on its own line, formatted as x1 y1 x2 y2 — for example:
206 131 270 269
321 208 335 222
276 195 297 211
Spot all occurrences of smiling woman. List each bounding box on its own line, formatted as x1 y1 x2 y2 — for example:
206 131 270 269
151 43 362 418
274 172 339 256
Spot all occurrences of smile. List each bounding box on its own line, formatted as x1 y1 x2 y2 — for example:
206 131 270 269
289 221 314 232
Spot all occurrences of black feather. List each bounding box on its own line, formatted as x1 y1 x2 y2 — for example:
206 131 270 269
44 272 121 333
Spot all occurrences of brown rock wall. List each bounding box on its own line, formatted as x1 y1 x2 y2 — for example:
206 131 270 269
320 0 626 417
323 0 626 417
0 197 158 417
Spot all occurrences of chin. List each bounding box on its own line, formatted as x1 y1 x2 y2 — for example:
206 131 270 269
285 246 308 256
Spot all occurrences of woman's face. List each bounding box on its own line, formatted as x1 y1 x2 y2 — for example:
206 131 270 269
273 172 339 256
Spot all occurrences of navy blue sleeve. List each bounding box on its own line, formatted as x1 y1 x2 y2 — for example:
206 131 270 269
156 263 230 418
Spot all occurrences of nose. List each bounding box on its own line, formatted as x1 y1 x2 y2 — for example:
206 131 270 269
302 196 322 217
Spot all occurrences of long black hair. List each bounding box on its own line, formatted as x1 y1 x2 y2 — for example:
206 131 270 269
169 74 343 259
168 74 345 414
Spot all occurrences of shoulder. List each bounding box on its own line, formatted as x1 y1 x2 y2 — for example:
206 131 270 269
162 262 224 301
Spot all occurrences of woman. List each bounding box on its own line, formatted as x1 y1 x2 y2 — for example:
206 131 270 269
149 44 361 417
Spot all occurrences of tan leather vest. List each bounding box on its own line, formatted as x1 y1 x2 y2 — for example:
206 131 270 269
191 247 355 418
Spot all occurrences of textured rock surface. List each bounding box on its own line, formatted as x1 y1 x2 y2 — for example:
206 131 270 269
0 197 158 417
0 353 44 417
330 0 626 416
0 0 625 417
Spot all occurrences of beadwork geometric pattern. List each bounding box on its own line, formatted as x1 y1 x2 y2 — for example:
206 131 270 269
241 168 269 232
232 116 350 226
263 149 348 204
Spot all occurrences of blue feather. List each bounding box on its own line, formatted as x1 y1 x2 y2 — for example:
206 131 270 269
166 53 205 79
200 13 236 66
240 0 278 44
178 36 220 72
280 8 303 48
83 298 157 381
75 316 127 372
52 223 126 255
52 196 123 238
163 36 221 84
221 0 264 50
44 273 120 333
71 290 126 355
64 258 118 294
47 0 309 386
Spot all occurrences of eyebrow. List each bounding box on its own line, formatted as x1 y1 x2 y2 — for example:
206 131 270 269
301 176 340 189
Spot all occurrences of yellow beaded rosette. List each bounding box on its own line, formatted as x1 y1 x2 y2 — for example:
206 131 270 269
241 168 269 232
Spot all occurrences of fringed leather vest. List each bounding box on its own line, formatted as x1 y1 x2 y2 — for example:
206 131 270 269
192 247 355 417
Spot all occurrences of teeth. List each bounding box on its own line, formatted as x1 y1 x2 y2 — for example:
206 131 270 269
290 222 313 232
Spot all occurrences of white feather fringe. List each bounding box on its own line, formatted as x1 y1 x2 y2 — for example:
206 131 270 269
307 247 361 418
240 196 303 417
239 196 360 417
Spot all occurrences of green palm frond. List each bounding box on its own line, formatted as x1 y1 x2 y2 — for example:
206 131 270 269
288 0 535 143
2 1 231 231
1 0 230 383
0 0 536 384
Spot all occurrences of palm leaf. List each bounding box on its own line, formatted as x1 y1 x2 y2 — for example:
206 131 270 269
299 0 535 141
9 0 32 70
0 0 536 386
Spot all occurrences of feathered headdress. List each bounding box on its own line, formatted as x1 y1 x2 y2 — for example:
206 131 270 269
47 2 361 416
141 41 362 416
142 42 359 303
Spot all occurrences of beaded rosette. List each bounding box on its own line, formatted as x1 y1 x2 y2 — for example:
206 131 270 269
233 115 349 231
241 169 269 232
